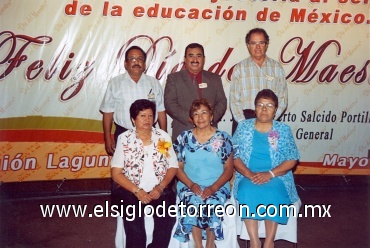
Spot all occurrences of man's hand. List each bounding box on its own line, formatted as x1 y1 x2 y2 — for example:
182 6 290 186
104 136 115 156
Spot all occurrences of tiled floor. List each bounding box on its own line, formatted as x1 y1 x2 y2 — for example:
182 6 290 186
0 175 369 248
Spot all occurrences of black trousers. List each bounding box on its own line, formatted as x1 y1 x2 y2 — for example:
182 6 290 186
114 123 128 144
231 109 255 135
115 187 176 248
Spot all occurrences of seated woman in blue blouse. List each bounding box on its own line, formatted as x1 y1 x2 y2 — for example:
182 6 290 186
173 98 234 248
111 99 178 248
233 89 300 248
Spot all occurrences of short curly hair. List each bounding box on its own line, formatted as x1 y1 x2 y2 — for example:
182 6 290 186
254 89 278 108
189 98 214 120
130 99 156 121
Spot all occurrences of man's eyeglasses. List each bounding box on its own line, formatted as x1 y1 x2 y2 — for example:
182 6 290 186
127 57 144 62
248 41 267 46
256 102 275 110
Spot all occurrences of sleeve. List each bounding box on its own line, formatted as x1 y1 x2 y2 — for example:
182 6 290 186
275 64 288 119
99 81 115 113
153 80 165 112
220 132 233 164
173 132 185 162
231 127 241 159
229 64 245 122
211 75 227 124
160 131 178 168
164 74 191 126
280 124 300 161
167 143 178 169
110 134 125 168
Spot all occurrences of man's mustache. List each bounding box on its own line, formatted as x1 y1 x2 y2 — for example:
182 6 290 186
132 64 142 68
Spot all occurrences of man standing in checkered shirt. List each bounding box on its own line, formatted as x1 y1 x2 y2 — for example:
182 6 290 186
230 28 288 134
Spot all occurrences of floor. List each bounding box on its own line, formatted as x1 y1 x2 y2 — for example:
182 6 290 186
0 175 369 248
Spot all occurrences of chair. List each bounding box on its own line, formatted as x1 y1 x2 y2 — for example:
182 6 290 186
115 198 239 248
236 199 301 248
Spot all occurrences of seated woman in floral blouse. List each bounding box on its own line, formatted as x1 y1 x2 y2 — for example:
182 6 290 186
111 99 178 248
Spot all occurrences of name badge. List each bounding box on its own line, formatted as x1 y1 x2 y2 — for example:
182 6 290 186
265 75 274 81
198 83 207 88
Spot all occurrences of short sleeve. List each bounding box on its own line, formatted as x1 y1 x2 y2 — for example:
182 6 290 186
173 131 187 162
111 134 125 168
218 131 234 164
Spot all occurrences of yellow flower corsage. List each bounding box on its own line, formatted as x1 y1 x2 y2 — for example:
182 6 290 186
157 139 171 158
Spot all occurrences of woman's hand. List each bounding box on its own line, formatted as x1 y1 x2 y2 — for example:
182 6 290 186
201 185 217 200
246 171 257 180
190 183 202 196
149 185 163 200
251 172 273 185
136 190 152 204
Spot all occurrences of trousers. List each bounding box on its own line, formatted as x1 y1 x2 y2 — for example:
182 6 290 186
116 187 176 248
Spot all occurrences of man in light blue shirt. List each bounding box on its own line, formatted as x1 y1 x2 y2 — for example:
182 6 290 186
100 46 167 155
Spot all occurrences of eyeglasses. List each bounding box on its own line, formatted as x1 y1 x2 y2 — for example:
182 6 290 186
256 102 275 110
248 41 267 46
127 57 144 62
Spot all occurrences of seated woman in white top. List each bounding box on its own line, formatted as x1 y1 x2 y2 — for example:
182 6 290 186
111 99 178 248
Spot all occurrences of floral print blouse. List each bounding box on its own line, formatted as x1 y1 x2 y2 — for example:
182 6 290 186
111 127 178 186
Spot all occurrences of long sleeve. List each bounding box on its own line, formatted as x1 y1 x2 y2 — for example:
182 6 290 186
230 65 245 122
275 67 288 119
211 74 227 124
164 73 192 126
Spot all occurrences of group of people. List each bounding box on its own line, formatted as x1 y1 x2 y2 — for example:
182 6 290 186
100 28 300 248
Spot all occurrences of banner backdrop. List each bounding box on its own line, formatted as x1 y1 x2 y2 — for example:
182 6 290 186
0 0 369 182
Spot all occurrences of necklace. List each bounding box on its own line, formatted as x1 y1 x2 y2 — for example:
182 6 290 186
143 142 152 157
194 127 214 144
136 130 152 143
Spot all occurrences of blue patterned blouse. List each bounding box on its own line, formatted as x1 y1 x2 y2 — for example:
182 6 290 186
174 129 234 191
232 119 300 203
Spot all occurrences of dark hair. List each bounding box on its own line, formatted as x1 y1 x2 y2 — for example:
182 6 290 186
125 46 147 62
189 98 214 119
184 43 205 57
130 99 156 121
254 89 278 108
245 28 270 45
